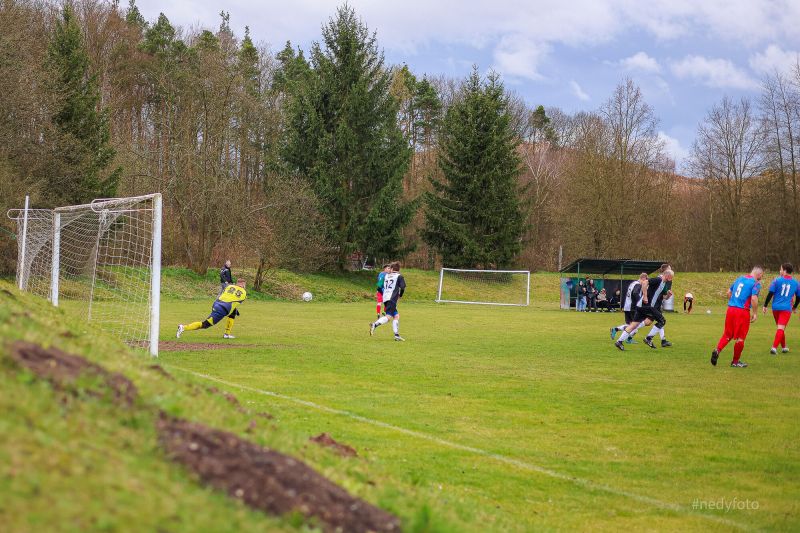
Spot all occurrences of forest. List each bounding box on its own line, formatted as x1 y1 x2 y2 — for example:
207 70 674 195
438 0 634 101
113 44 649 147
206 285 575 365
2 0 799 281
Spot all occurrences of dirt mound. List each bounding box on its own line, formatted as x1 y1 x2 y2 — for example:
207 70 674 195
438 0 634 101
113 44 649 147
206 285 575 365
8 341 138 407
157 415 399 533
147 364 175 381
310 433 358 457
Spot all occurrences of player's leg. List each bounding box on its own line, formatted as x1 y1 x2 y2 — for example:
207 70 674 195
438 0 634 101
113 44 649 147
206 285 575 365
371 301 394 336
645 309 668 348
223 308 240 339
771 311 789 353
392 311 403 341
611 311 632 339
375 291 383 319
616 317 646 349
712 307 736 365
730 309 751 367
178 302 227 338
178 316 215 337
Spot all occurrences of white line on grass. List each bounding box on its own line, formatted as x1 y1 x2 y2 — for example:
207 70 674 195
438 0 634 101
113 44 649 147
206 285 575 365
167 366 750 531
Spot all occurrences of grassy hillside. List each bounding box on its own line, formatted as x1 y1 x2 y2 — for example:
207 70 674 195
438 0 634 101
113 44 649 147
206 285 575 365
163 267 751 308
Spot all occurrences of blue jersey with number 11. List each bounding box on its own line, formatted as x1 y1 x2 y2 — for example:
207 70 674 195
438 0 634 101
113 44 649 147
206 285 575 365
768 276 800 311
728 275 761 309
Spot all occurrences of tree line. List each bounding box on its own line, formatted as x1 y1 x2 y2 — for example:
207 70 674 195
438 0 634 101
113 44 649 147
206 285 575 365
1 0 799 281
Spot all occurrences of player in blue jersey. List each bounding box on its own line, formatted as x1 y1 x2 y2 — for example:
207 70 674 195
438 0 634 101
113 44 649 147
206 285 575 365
711 266 763 368
375 264 390 319
762 263 800 354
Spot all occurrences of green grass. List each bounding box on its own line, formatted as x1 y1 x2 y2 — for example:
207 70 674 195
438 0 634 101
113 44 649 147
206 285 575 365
2 269 799 531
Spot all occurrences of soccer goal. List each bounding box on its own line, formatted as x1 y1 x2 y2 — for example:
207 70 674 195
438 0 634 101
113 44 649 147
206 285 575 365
8 194 162 356
436 268 530 306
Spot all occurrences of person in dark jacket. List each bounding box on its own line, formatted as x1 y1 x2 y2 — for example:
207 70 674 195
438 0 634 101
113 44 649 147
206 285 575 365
586 278 599 312
219 260 233 295
576 281 587 311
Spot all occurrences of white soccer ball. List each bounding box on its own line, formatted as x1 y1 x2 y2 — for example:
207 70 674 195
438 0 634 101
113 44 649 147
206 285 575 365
302 291 313 302
706 309 711 314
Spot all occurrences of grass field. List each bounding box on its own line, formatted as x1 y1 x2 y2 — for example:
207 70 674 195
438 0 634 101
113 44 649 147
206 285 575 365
2 270 799 531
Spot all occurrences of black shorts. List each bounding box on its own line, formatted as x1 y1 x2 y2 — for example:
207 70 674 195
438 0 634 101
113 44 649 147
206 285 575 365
624 310 633 324
384 300 399 317
633 306 665 325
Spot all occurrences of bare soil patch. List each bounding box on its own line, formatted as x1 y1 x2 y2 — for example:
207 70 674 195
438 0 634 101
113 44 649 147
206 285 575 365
310 433 358 457
8 341 137 406
152 341 259 352
148 364 175 381
156 414 399 532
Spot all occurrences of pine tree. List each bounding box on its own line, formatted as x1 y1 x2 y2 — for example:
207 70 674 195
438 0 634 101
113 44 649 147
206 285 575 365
424 68 525 268
281 6 414 268
46 5 121 205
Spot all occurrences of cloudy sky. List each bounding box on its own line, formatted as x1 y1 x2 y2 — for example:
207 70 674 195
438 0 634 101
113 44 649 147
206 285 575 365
134 0 800 169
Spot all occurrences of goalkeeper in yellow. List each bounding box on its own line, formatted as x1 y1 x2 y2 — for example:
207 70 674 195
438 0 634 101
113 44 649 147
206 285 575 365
177 279 247 339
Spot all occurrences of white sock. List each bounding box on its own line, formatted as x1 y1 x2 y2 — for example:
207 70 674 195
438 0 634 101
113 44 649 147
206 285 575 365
618 331 630 342
648 325 660 338
616 324 626 331
392 319 399 335
374 316 389 327
658 328 666 340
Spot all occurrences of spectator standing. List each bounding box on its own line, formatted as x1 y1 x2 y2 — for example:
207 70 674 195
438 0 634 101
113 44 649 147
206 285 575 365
586 278 599 312
577 280 587 311
219 260 233 296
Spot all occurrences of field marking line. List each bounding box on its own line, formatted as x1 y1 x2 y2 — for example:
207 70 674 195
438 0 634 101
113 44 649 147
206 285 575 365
167 365 750 531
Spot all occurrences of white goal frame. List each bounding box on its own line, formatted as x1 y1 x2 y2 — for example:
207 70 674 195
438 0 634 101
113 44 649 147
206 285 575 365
435 268 531 306
8 194 162 357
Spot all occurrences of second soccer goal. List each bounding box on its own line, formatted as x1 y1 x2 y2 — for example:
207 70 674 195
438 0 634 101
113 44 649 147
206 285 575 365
436 268 530 306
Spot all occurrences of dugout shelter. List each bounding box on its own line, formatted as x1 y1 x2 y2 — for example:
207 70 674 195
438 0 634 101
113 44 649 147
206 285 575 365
559 258 666 310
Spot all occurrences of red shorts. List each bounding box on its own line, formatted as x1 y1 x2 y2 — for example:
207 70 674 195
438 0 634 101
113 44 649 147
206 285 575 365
723 306 751 340
773 310 792 326
376 291 383 303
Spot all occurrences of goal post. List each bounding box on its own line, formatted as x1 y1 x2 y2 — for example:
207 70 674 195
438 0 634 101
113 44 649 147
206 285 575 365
435 268 531 306
8 193 162 357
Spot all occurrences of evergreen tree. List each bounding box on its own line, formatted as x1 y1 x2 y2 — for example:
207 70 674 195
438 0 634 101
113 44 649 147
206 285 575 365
529 105 557 145
281 6 414 267
424 68 525 268
46 5 121 205
125 0 147 29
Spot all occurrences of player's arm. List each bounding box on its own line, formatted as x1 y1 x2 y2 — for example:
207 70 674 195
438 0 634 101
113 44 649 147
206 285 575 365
640 279 649 304
793 287 800 313
750 295 759 321
397 275 406 298
763 290 774 313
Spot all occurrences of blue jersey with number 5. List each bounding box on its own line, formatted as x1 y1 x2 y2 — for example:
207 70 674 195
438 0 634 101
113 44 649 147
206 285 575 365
728 275 761 309
768 276 799 311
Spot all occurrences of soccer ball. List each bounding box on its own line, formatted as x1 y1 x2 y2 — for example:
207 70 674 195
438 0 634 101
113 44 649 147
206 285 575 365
706 309 711 314
302 291 313 302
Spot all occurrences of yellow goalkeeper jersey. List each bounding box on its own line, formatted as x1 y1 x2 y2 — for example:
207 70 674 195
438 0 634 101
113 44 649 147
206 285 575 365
218 285 247 304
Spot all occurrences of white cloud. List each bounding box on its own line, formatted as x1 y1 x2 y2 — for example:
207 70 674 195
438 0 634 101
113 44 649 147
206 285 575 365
134 1 800 65
492 35 550 80
658 131 689 164
749 45 800 76
616 52 662 73
570 81 590 101
670 55 759 90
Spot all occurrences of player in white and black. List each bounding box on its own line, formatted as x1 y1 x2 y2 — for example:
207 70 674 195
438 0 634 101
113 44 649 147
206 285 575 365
610 273 648 343
370 261 406 341
613 271 672 350
643 268 674 348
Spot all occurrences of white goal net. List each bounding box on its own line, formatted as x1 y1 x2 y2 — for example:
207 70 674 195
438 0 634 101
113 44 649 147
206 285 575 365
436 268 530 306
8 194 162 356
